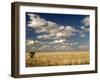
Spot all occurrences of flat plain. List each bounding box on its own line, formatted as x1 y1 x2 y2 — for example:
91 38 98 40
26 51 89 67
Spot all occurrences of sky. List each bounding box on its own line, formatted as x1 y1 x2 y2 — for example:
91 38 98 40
26 12 90 52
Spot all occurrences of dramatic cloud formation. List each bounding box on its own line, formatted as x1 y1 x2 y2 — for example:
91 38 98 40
27 13 79 40
26 13 89 52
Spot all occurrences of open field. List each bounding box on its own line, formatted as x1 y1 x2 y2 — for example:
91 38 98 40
26 51 90 67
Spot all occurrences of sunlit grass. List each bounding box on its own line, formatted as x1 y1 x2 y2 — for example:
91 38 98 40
26 51 89 67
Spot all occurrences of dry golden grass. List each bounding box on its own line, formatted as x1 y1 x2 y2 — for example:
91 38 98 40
26 51 89 67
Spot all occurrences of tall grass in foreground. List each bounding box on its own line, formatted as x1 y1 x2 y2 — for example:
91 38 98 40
26 51 89 67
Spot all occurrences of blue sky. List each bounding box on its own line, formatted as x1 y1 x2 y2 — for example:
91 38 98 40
26 12 90 52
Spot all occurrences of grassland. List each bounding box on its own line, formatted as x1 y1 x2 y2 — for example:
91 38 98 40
26 51 89 67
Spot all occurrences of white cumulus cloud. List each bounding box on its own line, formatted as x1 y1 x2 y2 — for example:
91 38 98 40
26 13 89 51
27 13 79 40
27 14 48 28
54 39 66 43
82 16 90 27
26 40 40 46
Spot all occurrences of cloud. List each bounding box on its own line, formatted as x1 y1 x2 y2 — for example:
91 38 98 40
80 16 90 33
80 34 86 38
48 41 79 51
37 34 51 39
37 26 76 39
26 39 40 46
26 13 89 52
81 26 89 32
77 45 89 50
27 14 48 28
79 16 90 38
27 13 79 40
82 16 89 27
59 26 64 30
65 26 74 31
26 40 35 46
80 26 89 38
26 39 88 51
53 39 66 43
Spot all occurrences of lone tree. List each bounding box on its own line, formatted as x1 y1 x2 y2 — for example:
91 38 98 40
30 52 35 58
29 40 37 58
29 40 38 58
